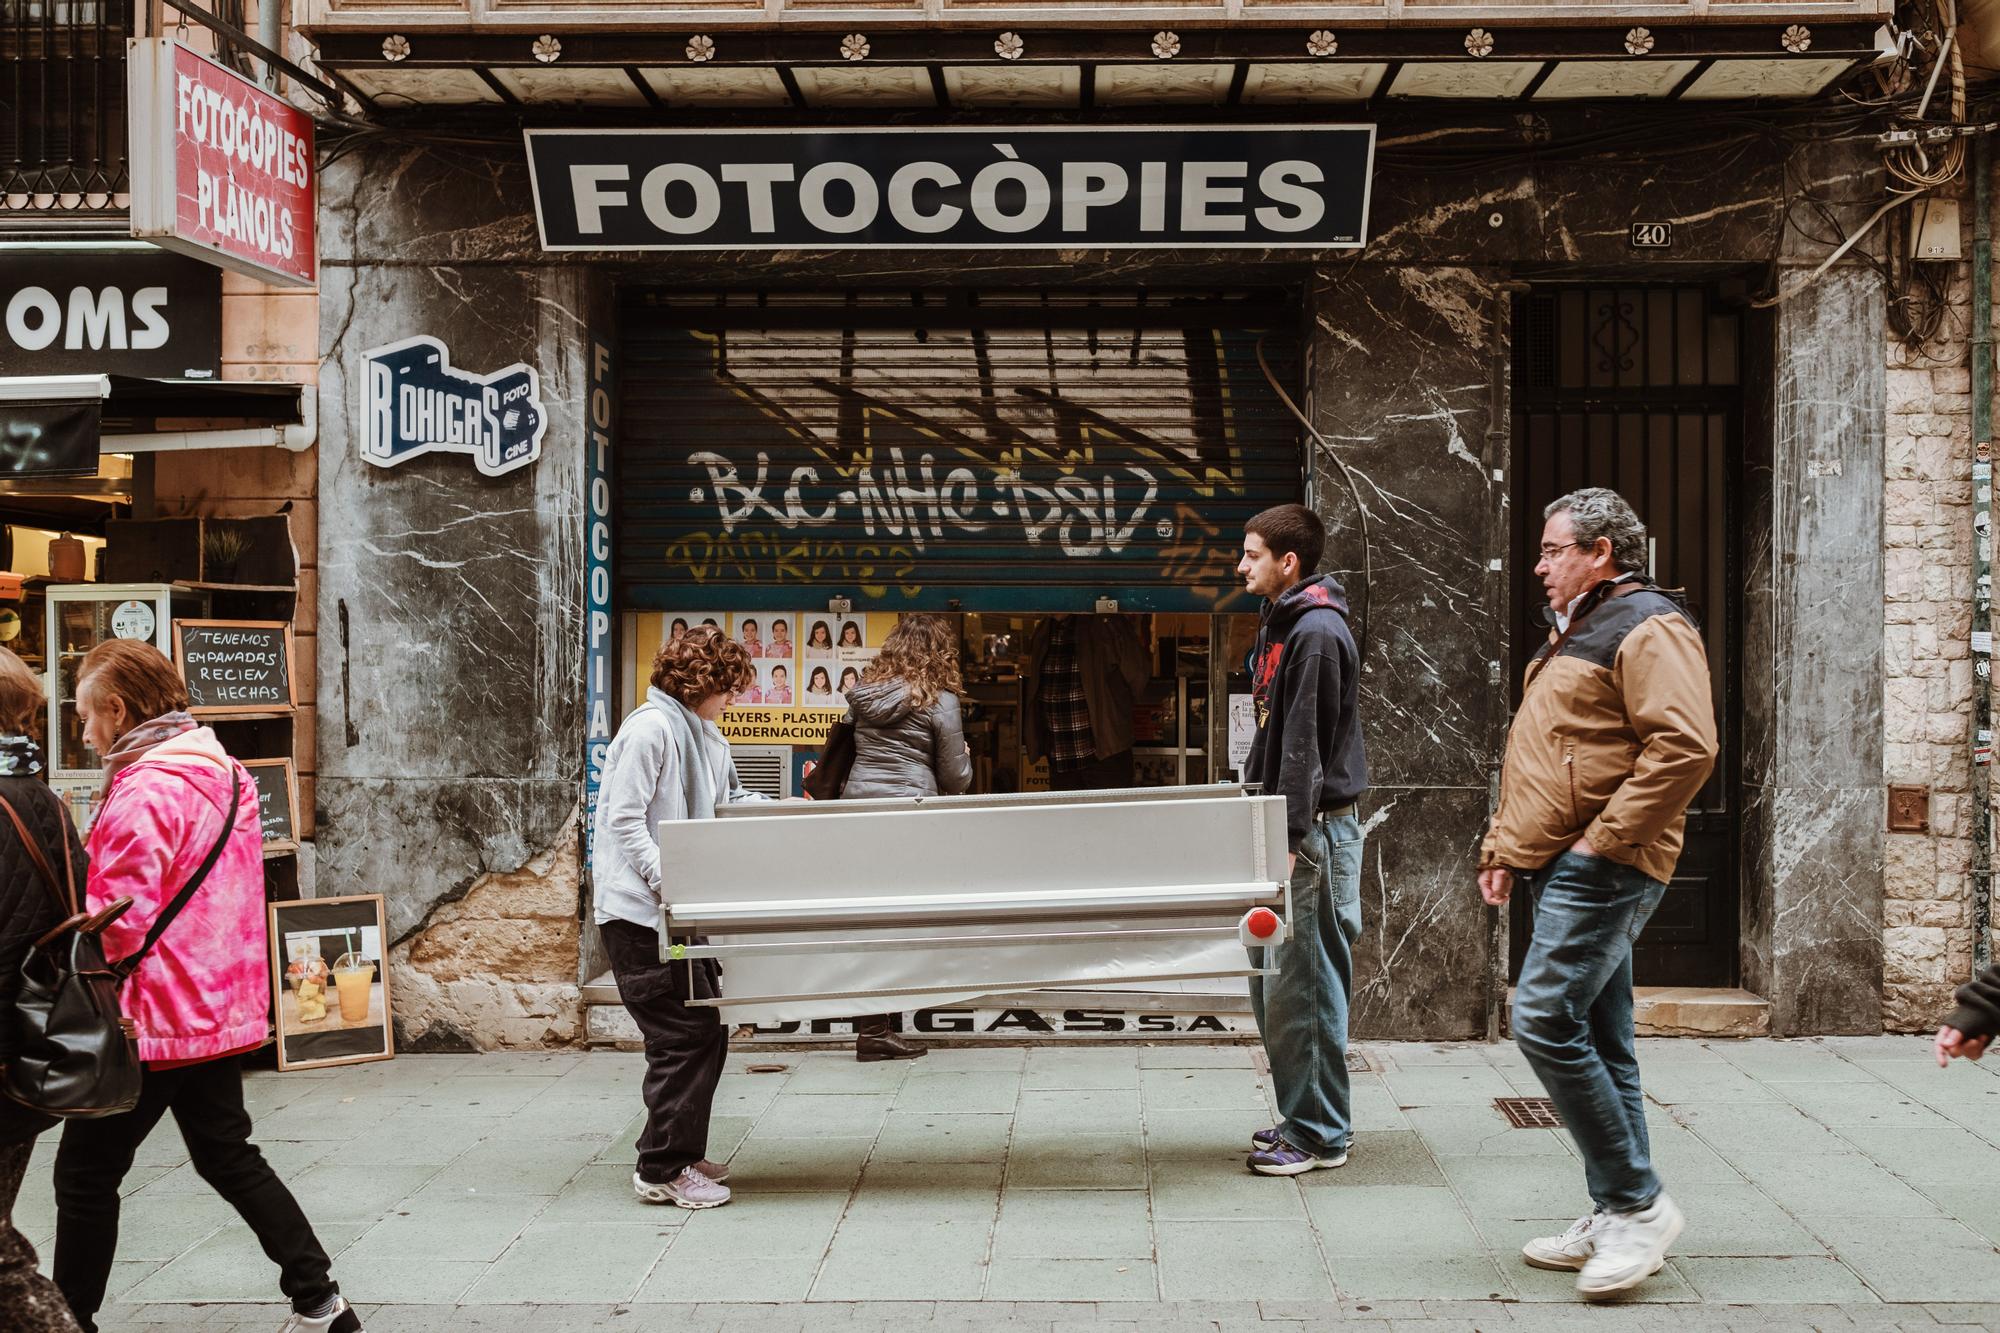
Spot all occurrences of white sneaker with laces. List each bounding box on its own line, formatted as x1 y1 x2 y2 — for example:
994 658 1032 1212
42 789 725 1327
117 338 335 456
633 1165 732 1209
1520 1212 1603 1271
1576 1194 1684 1299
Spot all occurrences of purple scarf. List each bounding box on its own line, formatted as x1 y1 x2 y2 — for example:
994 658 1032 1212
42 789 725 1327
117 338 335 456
101 711 199 789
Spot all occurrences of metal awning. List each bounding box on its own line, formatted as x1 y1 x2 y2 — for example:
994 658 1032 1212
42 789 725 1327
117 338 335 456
101 377 304 434
309 21 1888 113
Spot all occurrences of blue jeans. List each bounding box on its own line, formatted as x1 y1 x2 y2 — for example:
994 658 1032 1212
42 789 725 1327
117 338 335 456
1513 850 1668 1214
1250 814 1363 1157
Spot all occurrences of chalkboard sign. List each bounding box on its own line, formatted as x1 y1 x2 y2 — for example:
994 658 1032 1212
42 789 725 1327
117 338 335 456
242 758 298 849
174 619 295 715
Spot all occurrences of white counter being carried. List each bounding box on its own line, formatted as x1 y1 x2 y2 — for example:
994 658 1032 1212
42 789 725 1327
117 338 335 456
657 783 1290 1025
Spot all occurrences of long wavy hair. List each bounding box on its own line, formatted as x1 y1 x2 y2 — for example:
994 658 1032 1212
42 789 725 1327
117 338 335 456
859 614 963 710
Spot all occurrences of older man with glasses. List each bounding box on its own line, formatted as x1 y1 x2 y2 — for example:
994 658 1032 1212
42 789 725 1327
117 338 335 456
1478 487 1718 1300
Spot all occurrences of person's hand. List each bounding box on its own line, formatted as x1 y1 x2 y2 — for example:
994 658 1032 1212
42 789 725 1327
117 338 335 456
1287 852 1297 876
1478 867 1513 907
1570 835 1597 857
1936 1025 1993 1067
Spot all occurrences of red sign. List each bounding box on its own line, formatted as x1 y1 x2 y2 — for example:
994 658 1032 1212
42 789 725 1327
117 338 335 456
130 39 316 288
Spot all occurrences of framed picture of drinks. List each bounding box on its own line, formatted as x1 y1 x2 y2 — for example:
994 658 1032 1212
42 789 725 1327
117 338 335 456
268 894 396 1071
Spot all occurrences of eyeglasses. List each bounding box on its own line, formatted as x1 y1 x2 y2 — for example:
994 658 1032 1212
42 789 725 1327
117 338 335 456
1537 541 1586 560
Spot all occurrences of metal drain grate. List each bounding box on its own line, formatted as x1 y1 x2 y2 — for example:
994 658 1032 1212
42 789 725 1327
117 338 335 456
1494 1096 1564 1129
1346 1050 1378 1074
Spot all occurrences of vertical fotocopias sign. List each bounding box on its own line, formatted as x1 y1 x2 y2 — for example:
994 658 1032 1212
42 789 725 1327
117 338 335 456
583 336 614 870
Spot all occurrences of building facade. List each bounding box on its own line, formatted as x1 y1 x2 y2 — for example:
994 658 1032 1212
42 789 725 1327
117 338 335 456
3 1 322 891
290 0 1984 1046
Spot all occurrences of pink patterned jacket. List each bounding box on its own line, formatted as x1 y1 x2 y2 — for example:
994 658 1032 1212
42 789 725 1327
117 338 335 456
86 727 268 1064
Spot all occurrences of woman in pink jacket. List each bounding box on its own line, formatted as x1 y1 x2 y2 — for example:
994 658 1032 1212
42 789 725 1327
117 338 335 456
50 642 359 1333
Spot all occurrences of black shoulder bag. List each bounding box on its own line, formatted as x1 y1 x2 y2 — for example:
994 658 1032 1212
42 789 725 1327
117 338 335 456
2 773 240 1118
803 716 856 801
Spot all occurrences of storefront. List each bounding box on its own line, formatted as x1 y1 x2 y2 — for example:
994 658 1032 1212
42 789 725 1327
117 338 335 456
304 13 1899 1046
613 286 1305 794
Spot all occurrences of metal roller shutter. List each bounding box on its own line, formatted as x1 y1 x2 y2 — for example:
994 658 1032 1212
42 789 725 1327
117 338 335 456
616 289 1304 614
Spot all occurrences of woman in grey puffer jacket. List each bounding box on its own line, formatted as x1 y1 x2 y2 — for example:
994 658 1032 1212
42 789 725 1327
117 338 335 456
841 614 973 1058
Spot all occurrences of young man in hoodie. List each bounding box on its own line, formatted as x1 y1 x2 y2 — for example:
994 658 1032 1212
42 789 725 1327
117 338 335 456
1236 503 1369 1177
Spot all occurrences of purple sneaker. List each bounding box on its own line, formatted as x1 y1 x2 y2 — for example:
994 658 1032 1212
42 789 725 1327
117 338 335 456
1247 1137 1348 1177
1251 1125 1284 1150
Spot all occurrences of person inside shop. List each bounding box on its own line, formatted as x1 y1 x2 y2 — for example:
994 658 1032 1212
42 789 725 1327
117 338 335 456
805 621 836 657
1023 614 1151 790
53 641 363 1333
767 620 793 659
767 665 794 706
592 625 768 1210
805 666 836 706
0 649 88 1333
840 613 975 1061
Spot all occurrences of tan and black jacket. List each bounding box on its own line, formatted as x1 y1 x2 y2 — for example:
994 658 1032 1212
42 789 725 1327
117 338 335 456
1480 577 1718 886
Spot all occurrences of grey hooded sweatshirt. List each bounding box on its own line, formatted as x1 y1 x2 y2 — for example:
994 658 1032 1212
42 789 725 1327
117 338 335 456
842 679 975 800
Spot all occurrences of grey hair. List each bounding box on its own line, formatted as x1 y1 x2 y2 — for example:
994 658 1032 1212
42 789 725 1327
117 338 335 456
1544 487 1647 573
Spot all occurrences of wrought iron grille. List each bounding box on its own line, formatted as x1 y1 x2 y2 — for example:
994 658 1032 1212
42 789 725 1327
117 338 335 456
2 0 131 214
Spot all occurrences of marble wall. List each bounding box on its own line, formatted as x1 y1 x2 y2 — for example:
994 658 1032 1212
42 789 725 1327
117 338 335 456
318 107 1890 1042
317 152 613 1046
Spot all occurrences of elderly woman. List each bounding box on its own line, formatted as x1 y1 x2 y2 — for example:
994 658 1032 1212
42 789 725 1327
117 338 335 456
593 626 765 1209
52 641 358 1333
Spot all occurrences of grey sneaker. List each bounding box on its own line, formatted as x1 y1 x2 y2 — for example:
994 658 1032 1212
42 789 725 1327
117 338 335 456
1521 1212 1603 1271
1577 1194 1683 1299
633 1166 732 1209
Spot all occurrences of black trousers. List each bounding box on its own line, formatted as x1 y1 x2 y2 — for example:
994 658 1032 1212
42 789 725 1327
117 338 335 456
53 1055 337 1331
0 1137 79 1332
601 918 729 1183
1050 748 1137 791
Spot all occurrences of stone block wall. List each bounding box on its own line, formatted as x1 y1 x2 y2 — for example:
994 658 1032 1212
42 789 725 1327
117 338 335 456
1881 208 1980 1031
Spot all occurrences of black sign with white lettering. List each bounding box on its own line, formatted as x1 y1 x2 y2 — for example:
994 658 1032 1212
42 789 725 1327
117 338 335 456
173 619 294 714
526 125 1375 251
0 250 222 378
1630 221 1673 249
0 399 101 478
243 758 298 846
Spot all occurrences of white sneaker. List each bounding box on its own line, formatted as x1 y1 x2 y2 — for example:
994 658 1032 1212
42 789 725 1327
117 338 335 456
277 1296 362 1333
633 1165 732 1209
1521 1212 1603 1271
1577 1194 1684 1299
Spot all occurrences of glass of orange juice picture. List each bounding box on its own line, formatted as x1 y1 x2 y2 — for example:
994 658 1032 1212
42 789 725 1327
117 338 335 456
331 951 376 1025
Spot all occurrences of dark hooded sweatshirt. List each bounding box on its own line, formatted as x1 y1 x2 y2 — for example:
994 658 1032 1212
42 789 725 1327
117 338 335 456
1244 573 1368 851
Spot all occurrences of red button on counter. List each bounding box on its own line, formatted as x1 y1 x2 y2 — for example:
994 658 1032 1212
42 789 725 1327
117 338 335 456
1246 908 1280 939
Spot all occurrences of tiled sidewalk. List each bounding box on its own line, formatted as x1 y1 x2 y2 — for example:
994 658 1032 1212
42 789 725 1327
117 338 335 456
15 1035 2000 1327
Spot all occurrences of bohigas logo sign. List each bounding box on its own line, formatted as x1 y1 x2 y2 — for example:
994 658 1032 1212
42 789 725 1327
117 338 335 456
129 38 316 288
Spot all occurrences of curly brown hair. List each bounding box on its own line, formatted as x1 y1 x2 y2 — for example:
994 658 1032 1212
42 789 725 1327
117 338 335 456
649 625 753 708
858 613 963 710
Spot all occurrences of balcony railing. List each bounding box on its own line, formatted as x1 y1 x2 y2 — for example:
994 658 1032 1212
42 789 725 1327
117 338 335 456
2 0 131 217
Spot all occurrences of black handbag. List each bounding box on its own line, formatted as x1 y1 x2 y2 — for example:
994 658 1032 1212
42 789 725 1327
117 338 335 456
1 773 240 1118
803 717 856 801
